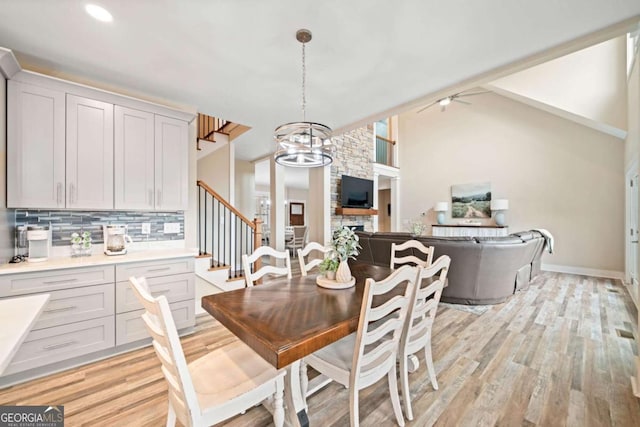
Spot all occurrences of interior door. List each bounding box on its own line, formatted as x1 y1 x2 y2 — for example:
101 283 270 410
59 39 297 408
631 173 639 290
289 202 305 226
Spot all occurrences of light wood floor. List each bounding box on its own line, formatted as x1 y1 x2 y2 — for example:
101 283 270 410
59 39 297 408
1 272 639 426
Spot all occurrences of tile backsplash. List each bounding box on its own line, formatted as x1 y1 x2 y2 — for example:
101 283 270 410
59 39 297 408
15 210 184 247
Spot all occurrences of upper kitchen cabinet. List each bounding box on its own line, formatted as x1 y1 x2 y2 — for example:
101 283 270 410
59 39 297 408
155 115 189 211
66 95 114 210
114 106 155 210
6 70 194 211
7 81 66 208
114 109 189 211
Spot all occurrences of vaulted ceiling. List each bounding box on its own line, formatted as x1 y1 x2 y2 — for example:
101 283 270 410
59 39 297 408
1 1 639 161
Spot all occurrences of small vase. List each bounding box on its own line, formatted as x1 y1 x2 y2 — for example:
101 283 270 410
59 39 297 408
335 260 352 283
326 270 336 280
71 244 92 257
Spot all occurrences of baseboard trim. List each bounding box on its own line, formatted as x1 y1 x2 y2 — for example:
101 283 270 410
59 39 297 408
542 263 624 280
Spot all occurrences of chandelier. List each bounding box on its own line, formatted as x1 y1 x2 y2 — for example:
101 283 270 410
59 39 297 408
274 29 334 167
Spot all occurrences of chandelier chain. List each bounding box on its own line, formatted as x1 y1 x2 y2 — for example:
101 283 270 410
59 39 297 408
301 42 306 122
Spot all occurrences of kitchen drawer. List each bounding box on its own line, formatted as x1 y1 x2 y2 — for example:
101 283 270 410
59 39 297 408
115 257 194 282
116 273 194 314
31 284 115 330
115 299 195 346
0 265 115 297
4 316 115 375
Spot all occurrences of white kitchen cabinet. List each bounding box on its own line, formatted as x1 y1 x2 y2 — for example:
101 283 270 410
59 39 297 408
7 71 192 211
114 106 155 209
0 253 195 386
7 81 66 208
66 95 114 209
115 109 188 211
155 115 189 210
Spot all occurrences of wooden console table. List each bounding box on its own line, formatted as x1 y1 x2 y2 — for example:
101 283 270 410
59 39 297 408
432 224 508 237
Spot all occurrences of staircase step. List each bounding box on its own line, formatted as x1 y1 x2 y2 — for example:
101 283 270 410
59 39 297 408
196 253 212 259
208 264 231 272
226 271 245 283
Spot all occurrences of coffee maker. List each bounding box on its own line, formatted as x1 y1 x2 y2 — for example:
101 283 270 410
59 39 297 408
103 225 132 256
27 225 50 262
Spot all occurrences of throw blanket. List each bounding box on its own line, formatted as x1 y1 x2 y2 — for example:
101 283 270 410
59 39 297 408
532 229 554 254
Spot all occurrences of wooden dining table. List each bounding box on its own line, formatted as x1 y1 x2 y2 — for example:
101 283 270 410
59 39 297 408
201 262 398 427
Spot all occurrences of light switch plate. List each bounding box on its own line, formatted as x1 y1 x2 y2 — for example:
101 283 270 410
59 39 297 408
163 222 180 234
141 223 151 235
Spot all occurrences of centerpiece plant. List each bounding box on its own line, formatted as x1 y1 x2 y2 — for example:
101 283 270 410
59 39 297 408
331 226 361 283
319 257 339 280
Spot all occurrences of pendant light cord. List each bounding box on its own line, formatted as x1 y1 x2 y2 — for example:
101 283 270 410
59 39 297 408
301 41 306 122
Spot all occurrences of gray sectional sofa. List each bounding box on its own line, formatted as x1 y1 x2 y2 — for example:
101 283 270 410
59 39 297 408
352 230 548 305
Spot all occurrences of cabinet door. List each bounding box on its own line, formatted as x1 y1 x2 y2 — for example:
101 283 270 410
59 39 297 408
155 115 188 210
66 95 114 209
7 81 66 208
114 106 155 209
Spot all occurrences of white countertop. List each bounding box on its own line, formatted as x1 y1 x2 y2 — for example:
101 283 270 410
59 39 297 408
0 294 50 374
0 247 198 275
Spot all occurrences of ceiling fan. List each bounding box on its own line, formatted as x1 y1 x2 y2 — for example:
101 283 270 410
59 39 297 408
417 90 490 113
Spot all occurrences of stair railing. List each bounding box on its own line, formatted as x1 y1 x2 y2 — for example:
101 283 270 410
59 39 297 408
375 134 396 167
197 180 262 280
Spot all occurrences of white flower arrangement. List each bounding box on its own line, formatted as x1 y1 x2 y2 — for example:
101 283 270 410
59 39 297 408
71 231 92 256
408 219 428 236
331 226 361 262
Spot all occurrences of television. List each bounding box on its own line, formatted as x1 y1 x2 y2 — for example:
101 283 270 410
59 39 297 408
341 175 374 209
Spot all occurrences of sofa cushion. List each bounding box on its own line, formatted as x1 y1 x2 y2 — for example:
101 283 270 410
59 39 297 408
474 236 523 244
419 236 475 242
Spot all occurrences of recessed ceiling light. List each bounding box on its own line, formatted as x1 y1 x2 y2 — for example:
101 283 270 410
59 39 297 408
85 4 113 22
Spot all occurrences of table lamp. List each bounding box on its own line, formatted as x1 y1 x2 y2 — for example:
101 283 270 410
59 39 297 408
490 199 509 226
434 202 448 225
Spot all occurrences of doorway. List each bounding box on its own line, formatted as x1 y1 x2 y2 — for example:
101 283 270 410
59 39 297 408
378 189 391 232
289 202 305 226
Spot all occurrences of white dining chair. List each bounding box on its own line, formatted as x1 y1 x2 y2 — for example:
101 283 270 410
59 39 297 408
128 276 286 427
390 240 434 269
297 242 331 276
399 255 450 420
286 225 308 257
303 265 418 426
242 246 292 287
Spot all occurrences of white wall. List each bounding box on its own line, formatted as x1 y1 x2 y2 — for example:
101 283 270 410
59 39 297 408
234 159 255 219
197 140 231 200
399 92 624 273
0 76 14 263
626 54 639 168
492 36 628 131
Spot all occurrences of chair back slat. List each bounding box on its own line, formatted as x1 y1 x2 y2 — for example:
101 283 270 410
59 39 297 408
298 242 331 276
350 265 417 393
129 276 200 426
402 256 450 354
390 240 434 269
242 246 292 286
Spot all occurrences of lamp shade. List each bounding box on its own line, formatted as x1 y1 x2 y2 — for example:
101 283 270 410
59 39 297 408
434 202 449 212
490 199 509 211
